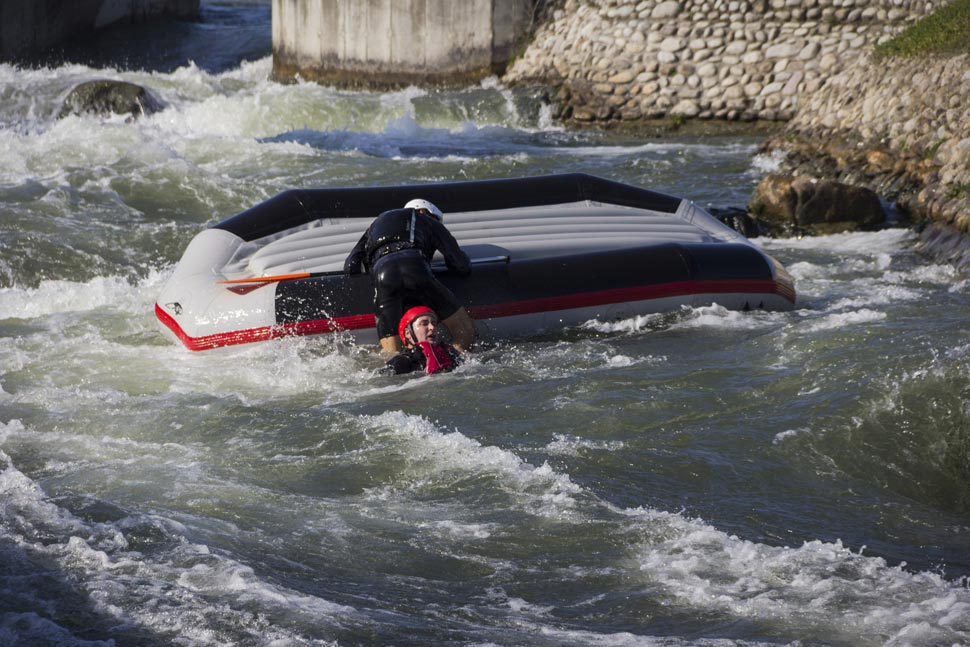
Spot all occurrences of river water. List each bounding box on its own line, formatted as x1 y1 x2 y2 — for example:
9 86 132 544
2 3 969 646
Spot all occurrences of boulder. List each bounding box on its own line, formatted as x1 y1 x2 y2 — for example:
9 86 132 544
59 80 165 120
749 174 887 235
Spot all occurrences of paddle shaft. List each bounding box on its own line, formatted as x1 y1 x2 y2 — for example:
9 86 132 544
218 270 341 285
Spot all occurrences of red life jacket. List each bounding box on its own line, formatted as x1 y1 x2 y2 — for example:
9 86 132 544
417 341 456 374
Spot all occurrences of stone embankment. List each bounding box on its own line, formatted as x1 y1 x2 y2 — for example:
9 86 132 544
759 53 970 264
505 0 940 123
505 0 970 266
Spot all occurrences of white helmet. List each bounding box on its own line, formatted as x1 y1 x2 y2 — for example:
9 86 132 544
404 198 443 221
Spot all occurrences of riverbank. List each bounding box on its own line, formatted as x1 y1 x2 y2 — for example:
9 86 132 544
505 0 970 266
759 52 970 265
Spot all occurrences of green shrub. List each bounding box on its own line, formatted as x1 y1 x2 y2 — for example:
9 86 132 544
874 0 970 59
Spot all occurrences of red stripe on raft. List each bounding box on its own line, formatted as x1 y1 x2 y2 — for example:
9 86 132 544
467 279 795 319
156 278 795 351
155 303 376 352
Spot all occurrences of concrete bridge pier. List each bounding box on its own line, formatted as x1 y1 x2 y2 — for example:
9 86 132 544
272 0 533 88
0 0 199 60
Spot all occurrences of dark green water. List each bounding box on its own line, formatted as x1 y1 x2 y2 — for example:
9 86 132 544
1 2 969 645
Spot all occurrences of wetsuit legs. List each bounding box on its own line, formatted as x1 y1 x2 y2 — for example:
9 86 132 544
380 335 403 354
442 307 475 352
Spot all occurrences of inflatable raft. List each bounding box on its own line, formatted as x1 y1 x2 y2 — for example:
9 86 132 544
155 173 796 351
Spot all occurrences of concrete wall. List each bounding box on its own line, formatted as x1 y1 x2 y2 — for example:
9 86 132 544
272 0 533 87
0 0 200 60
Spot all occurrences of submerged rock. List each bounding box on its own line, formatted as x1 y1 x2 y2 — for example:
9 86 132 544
749 174 886 235
59 80 165 120
708 206 762 238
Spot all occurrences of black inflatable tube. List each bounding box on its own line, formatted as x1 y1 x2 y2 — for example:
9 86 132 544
274 242 773 324
214 174 684 242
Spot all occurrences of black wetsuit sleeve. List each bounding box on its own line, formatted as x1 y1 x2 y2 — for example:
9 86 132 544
382 348 426 375
448 345 463 367
344 230 369 274
433 221 471 276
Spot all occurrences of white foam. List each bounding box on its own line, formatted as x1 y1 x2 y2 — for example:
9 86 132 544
802 308 887 332
771 428 806 445
581 313 667 334
545 433 626 457
750 148 787 174
485 586 555 616
336 412 946 641
0 441 354 646
1 439 57 503
829 283 922 310
0 263 395 405
949 279 970 293
536 626 779 646
480 339 661 383
758 228 916 255
884 262 961 286
783 260 828 283
157 330 447 409
419 519 494 540
356 411 583 517
619 506 970 646
669 304 785 331
176 559 353 617
1 112 143 185
552 141 756 159
215 56 274 84
0 274 151 319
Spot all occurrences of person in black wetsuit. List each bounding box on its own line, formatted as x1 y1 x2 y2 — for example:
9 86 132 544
344 199 476 353
382 306 463 375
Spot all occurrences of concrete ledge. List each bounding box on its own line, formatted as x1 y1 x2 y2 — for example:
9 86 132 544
0 0 200 60
272 57 496 89
272 0 531 88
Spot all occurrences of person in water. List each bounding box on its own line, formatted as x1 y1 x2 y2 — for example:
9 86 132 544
382 306 462 375
344 199 476 353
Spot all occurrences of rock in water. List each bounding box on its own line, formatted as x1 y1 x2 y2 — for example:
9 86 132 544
59 80 165 120
708 206 762 238
750 174 886 235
